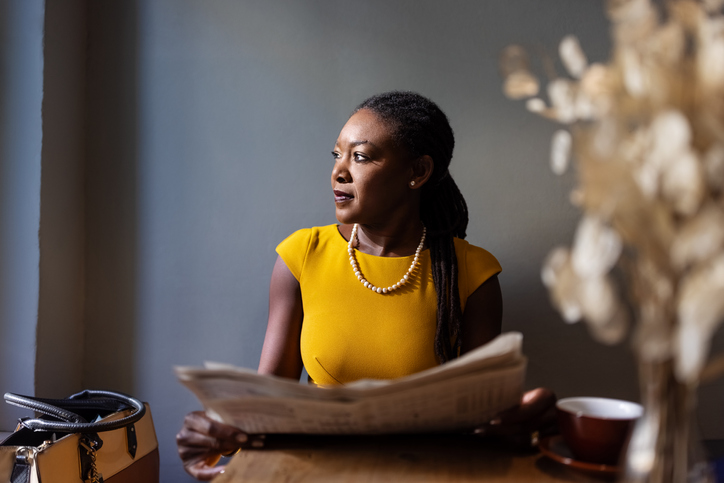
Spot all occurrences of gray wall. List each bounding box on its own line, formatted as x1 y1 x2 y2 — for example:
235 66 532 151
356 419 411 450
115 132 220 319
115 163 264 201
2 1 721 482
0 0 43 426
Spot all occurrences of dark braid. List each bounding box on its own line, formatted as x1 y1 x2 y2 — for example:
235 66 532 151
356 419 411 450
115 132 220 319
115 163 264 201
355 91 469 363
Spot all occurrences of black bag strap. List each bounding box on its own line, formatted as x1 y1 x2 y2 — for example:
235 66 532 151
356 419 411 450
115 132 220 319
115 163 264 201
15 395 129 414
4 393 88 424
4 389 146 433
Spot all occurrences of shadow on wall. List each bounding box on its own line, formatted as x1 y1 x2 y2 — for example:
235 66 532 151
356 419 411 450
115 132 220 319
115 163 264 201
502 278 640 403
35 0 89 401
83 0 140 400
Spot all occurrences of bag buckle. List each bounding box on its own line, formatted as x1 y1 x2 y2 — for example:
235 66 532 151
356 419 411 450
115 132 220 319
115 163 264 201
79 435 104 483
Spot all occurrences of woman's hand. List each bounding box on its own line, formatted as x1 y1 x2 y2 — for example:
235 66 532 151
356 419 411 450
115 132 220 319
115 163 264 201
176 411 257 480
475 387 557 448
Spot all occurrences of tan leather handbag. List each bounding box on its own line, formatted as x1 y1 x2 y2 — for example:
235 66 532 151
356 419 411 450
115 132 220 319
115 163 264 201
0 390 159 483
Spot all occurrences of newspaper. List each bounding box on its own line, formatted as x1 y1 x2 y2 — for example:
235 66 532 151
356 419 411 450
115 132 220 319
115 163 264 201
175 332 526 434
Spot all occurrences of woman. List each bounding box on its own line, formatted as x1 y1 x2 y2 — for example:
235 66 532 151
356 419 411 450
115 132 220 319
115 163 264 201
177 92 555 480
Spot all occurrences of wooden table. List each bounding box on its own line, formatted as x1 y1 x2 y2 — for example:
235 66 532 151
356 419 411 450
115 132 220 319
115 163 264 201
214 434 614 483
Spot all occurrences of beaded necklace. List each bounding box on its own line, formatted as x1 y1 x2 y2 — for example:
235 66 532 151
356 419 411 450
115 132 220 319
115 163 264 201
347 223 426 294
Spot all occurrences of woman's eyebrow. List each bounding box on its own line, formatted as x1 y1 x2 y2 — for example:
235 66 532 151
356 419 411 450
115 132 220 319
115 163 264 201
334 140 379 150
350 140 377 148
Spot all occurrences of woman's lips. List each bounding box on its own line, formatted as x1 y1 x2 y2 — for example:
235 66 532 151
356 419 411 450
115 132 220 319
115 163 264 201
333 190 354 203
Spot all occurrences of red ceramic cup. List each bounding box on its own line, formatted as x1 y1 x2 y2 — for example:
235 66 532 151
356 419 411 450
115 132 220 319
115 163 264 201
556 397 643 465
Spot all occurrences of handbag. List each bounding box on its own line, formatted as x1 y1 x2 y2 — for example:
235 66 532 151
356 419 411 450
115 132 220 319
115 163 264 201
0 389 159 483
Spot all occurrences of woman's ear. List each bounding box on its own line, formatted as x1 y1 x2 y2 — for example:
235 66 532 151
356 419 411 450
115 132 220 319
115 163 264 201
410 155 434 189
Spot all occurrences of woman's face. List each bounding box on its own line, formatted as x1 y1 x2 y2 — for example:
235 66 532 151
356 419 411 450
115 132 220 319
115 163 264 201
331 109 415 226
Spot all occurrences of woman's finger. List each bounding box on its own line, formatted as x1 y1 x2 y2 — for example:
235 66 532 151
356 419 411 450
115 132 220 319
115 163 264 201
183 411 245 441
185 458 227 481
474 388 558 445
177 443 211 461
177 426 242 454
493 388 557 426
177 411 267 480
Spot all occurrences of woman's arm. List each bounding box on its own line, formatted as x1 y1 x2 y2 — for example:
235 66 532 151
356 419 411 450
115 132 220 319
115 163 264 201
460 274 503 354
257 255 304 378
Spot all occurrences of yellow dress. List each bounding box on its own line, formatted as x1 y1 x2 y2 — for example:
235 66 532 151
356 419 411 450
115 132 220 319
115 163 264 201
276 225 502 385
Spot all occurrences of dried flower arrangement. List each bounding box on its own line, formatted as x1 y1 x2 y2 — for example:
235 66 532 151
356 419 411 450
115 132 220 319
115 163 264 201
501 0 724 480
501 0 724 385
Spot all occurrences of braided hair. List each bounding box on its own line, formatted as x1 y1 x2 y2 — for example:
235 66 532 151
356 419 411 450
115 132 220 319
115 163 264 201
354 91 469 363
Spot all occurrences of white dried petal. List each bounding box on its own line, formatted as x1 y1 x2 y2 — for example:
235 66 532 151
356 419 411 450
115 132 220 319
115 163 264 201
678 253 724 334
579 64 612 116
636 110 695 202
591 118 619 159
554 277 583 323
699 39 724 88
525 98 546 113
559 299 583 324
547 79 577 123
698 19 724 90
675 253 724 382
704 143 724 191
610 0 658 46
649 110 691 160
588 304 629 345
661 149 704 216
626 408 658 475
543 248 583 324
633 163 658 198
670 203 724 271
578 276 618 326
676 255 724 382
503 71 540 99
550 130 572 175
541 246 570 287
571 216 623 279
607 0 655 24
559 35 588 79
580 63 609 97
674 323 710 384
621 48 646 97
574 90 597 120
499 44 531 77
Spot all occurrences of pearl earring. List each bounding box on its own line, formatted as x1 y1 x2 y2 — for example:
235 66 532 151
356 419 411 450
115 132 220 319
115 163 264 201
410 181 416 187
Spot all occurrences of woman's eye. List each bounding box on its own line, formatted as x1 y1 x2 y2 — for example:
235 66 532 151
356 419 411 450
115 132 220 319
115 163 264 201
331 151 340 160
353 153 369 162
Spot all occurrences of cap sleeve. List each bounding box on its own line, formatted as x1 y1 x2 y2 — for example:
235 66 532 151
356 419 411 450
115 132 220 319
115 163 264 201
465 244 502 295
275 228 313 281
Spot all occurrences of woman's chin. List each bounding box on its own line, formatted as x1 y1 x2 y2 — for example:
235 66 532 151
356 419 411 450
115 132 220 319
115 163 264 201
334 208 356 225
335 216 355 226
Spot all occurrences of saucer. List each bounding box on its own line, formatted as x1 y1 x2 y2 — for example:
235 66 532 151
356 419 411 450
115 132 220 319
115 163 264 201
538 435 620 475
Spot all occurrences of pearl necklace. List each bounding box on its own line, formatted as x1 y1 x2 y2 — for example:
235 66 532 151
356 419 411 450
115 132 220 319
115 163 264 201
347 223 426 294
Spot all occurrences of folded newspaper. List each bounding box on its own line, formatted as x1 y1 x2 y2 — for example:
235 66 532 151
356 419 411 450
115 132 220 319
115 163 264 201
175 331 526 434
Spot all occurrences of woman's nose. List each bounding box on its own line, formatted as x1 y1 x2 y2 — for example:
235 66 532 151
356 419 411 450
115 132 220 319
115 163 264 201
331 157 351 183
